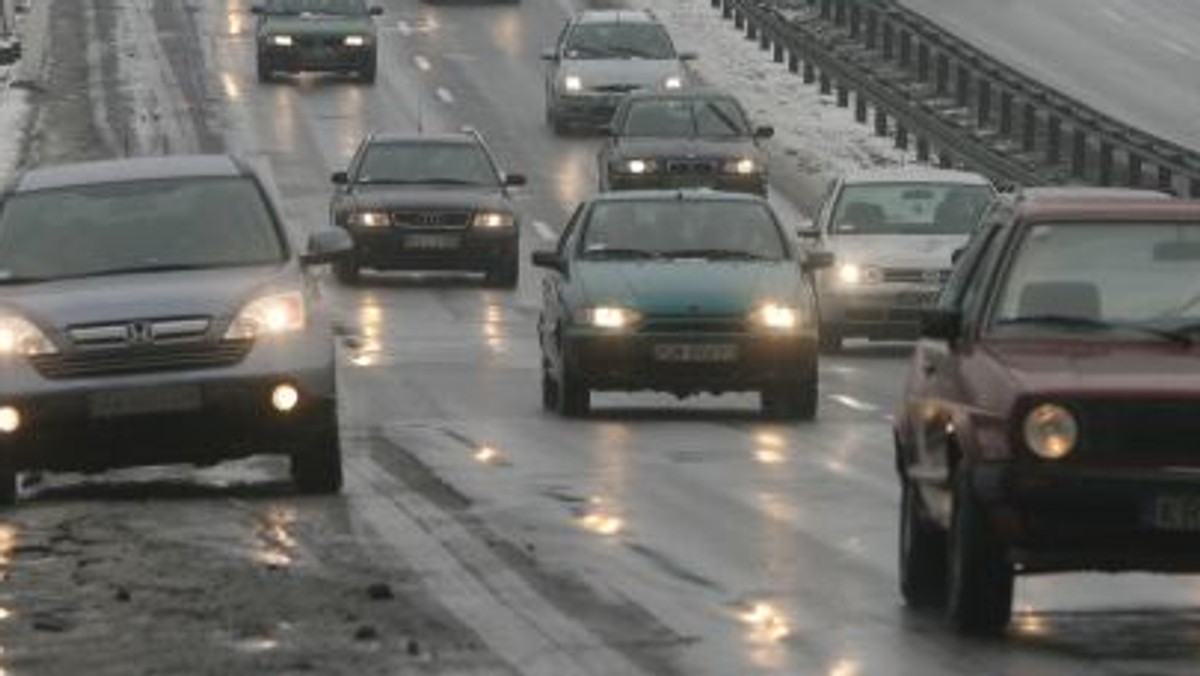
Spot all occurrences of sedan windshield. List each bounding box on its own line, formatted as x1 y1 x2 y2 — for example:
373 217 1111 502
563 23 675 60
356 142 498 186
580 200 787 261
0 177 286 282
620 98 750 138
831 183 992 235
263 0 369 15
988 222 1200 338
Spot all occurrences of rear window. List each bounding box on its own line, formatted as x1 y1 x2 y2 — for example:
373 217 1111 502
0 177 287 281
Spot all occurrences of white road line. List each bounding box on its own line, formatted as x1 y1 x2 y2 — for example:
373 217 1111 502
396 20 412 37
436 87 455 104
1163 40 1192 57
532 220 556 242
1100 7 1129 25
414 55 431 72
827 394 880 413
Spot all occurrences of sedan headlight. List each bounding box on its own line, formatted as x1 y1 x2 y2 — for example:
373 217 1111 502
472 211 515 228
0 314 57 356
349 211 390 228
750 303 802 331
722 158 759 175
663 76 683 90
270 35 294 47
563 75 583 92
1023 403 1078 460
836 262 881 286
224 292 306 340
622 159 658 175
344 35 367 47
575 306 642 330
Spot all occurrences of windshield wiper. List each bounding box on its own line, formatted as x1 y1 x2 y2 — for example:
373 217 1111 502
664 249 769 261
359 178 480 186
994 315 1193 346
583 247 660 260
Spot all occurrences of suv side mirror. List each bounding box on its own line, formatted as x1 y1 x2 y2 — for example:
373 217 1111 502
331 171 349 185
504 173 527 187
531 250 565 272
302 229 354 265
250 5 264 14
540 49 558 62
802 250 834 272
919 308 961 342
754 125 774 139
950 246 965 264
678 52 698 61
369 6 383 15
796 220 821 239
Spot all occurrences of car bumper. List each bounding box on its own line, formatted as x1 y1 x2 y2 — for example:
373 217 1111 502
972 463 1200 573
259 45 374 73
607 173 767 196
562 330 817 392
0 332 336 471
346 226 518 271
819 285 940 339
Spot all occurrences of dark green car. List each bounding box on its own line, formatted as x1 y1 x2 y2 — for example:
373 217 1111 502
253 0 382 84
533 191 830 419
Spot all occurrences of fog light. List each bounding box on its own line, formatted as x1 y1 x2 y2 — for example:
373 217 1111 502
0 407 19 434
271 385 299 413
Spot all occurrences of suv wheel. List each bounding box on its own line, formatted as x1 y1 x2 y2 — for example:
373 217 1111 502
360 52 377 84
946 471 1014 634
899 475 948 608
484 254 519 289
291 422 344 494
257 58 274 83
760 356 818 420
334 257 360 285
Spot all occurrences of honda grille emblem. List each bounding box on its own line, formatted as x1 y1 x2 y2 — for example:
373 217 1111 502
125 321 154 345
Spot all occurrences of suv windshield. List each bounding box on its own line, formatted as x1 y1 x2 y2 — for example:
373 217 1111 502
263 0 368 16
356 142 498 186
564 22 675 60
831 183 992 235
988 222 1200 338
620 98 750 138
580 200 786 261
0 177 286 282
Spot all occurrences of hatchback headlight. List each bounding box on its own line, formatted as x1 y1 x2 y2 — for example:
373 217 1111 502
344 35 367 47
472 211 515 228
350 211 390 228
836 262 881 286
563 75 583 92
750 303 801 331
575 306 641 330
663 76 683 90
622 159 658 174
225 292 306 340
1023 403 1078 460
271 35 294 47
723 158 758 175
0 315 57 356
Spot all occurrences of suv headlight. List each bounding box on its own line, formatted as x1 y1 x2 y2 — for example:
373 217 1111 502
836 262 881 286
224 292 306 340
722 158 759 175
472 211 515 228
563 75 583 92
0 315 57 356
349 211 390 228
270 35 294 47
621 159 658 174
1023 403 1078 460
750 303 801 331
574 306 642 330
344 35 367 47
663 75 683 90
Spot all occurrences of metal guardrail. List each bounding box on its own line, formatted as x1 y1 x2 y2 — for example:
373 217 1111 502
713 0 1200 197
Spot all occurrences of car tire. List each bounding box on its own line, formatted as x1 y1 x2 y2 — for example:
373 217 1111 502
819 324 842 353
554 344 590 417
540 363 556 411
257 59 274 83
0 466 17 506
361 53 377 84
291 421 344 495
946 470 1014 635
334 257 360 285
899 476 948 608
484 254 519 289
760 355 818 420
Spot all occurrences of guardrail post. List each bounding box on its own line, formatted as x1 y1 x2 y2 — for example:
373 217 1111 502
977 80 991 128
1021 103 1037 152
955 64 971 107
834 0 847 27
935 54 949 96
734 9 745 30
804 61 816 84
760 30 770 51
939 151 954 168
917 137 931 162
722 1 733 20
1071 129 1087 177
745 20 757 41
1128 153 1143 187
820 0 832 21
1047 115 1062 165
882 21 894 59
773 43 785 63
865 10 877 49
999 92 1013 137
896 124 909 150
1190 178 1199 198
874 108 889 136
820 72 832 95
1158 167 1174 194
788 52 799 73
837 84 850 108
855 93 868 122
1098 143 1114 185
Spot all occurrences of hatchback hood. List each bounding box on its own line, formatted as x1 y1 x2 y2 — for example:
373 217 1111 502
611 137 759 159
345 185 509 212
261 16 374 36
983 341 1200 397
560 59 683 89
576 261 797 315
2 265 293 332
828 234 966 270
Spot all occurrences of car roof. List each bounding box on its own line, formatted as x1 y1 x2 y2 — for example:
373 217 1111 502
838 167 993 187
13 155 249 193
1013 190 1200 223
365 132 478 146
574 9 660 25
590 189 766 205
623 87 738 103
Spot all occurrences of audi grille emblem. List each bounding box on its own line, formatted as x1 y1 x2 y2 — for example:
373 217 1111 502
125 321 155 345
922 269 942 284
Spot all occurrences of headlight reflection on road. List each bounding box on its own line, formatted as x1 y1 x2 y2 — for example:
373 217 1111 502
221 72 242 102
738 602 792 644
350 296 385 367
474 445 507 466
828 658 862 676
0 525 15 567
254 506 298 569
490 11 522 59
1012 605 1049 637
227 10 243 36
754 431 788 465
483 304 505 353
578 512 624 536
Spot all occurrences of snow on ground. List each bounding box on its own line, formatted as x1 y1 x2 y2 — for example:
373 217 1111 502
633 0 915 179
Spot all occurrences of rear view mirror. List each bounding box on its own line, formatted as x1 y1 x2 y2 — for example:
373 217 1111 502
302 229 354 265
504 173 527 187
531 250 565 272
754 126 774 139
802 250 834 271
331 171 349 185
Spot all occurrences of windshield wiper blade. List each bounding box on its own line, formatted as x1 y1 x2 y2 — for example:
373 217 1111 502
996 315 1193 346
665 249 769 261
583 247 660 260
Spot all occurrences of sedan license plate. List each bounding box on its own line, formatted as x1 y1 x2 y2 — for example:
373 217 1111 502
1149 496 1200 532
896 290 940 308
404 234 460 250
653 343 739 363
89 385 203 419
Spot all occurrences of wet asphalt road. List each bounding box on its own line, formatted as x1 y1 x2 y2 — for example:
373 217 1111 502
3 0 1200 674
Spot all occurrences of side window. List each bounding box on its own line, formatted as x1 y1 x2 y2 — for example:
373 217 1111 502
556 22 573 56
815 179 839 234
557 203 587 257
938 222 999 313
957 225 1008 331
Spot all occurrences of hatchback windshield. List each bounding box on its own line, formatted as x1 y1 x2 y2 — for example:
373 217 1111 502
263 0 369 15
0 177 286 282
356 142 498 186
620 98 750 138
580 200 786 260
989 222 1200 336
564 23 675 60
831 183 992 235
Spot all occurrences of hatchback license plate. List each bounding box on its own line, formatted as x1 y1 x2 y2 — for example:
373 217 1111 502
653 343 738 363
405 234 460 250
89 385 203 419
1149 496 1200 532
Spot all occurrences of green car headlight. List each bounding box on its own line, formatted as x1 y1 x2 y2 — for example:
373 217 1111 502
750 302 801 331
722 158 758 175
472 211 515 228
575 306 642 330
344 35 367 47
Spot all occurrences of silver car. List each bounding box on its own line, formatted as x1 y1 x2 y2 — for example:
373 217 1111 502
541 9 695 135
803 168 995 351
0 155 353 504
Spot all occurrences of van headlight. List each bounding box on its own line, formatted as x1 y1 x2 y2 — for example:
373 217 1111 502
1023 403 1078 460
225 292 306 340
623 159 658 174
0 314 57 356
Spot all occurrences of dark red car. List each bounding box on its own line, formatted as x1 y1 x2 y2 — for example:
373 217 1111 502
893 187 1200 634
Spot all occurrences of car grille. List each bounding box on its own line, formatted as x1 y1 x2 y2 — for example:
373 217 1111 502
664 158 720 175
881 268 951 285
641 316 747 334
294 35 348 49
591 84 641 94
389 210 472 230
1068 399 1200 466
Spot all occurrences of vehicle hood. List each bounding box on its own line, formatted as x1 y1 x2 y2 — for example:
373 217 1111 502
1 265 297 334
609 137 760 159
344 185 510 212
981 340 1200 397
574 261 799 315
261 16 374 36
827 234 966 269
560 58 683 89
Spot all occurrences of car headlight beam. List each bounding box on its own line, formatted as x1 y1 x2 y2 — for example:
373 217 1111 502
577 306 641 330
472 211 515 228
224 291 307 340
271 35 294 47
0 315 58 356
350 211 390 228
624 159 657 174
563 75 583 92
752 303 801 330
344 35 367 47
663 76 683 90
723 158 758 175
1023 403 1078 460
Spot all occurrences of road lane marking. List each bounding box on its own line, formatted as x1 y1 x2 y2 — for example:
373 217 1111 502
414 55 431 72
827 394 879 412
397 20 412 37
1163 40 1192 57
532 220 556 241
436 87 455 104
1100 7 1129 25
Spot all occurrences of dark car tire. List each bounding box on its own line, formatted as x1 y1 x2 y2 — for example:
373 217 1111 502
291 423 344 495
899 476 948 608
257 59 274 83
540 363 556 411
484 254 519 289
760 356 818 421
946 471 1014 635
361 53 377 84
554 344 590 417
334 257 360 285
0 466 17 506
819 324 843 353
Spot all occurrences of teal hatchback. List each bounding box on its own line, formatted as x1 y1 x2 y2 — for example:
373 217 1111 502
533 191 831 419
